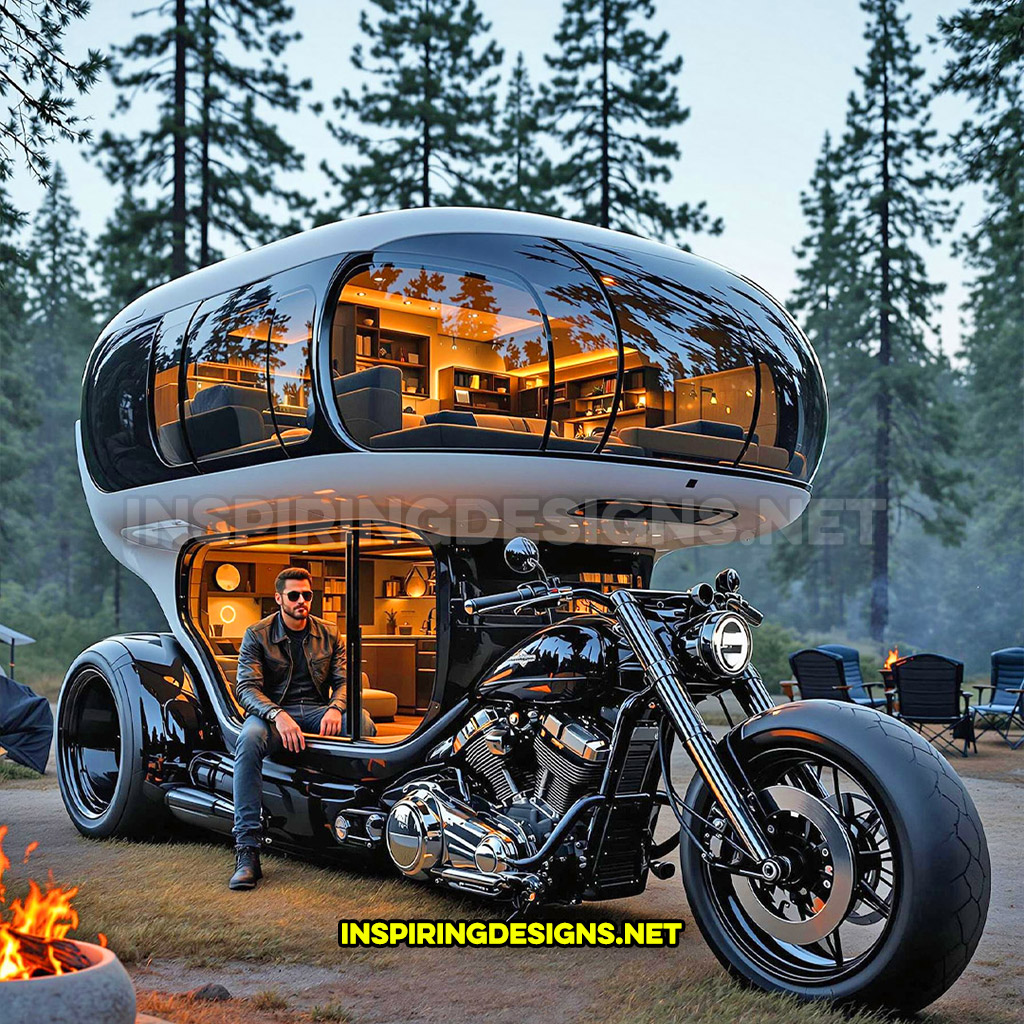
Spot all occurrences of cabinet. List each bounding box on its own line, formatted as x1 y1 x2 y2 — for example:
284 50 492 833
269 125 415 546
336 303 431 404
439 366 514 412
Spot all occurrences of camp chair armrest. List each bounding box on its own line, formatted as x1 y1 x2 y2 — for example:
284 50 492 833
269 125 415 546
832 684 854 691
780 681 799 702
860 681 885 696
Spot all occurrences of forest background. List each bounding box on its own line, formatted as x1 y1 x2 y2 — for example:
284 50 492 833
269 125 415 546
0 0 1020 694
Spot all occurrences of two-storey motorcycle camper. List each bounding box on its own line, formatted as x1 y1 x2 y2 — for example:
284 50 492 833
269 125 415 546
57 210 991 1011
69 208 827 759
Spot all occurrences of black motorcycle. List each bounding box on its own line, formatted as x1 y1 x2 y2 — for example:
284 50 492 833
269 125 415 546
56 537 990 1011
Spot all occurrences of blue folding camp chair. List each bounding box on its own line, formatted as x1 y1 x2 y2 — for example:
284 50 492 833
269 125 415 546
972 647 1024 749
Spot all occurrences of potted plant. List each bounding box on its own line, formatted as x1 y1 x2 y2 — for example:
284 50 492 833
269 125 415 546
384 610 398 636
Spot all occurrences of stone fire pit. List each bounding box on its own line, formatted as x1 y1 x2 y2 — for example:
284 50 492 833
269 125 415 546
0 939 136 1024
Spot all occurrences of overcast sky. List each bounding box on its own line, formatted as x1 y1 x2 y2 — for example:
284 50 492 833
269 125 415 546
9 0 978 354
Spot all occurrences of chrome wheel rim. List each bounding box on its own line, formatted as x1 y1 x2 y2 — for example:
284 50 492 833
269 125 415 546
700 749 898 985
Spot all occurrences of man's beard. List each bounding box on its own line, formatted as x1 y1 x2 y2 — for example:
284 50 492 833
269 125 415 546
290 605 309 619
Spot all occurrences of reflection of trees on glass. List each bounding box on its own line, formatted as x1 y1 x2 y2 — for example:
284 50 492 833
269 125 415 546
268 290 314 417
449 272 500 340
512 240 613 358
188 282 275 383
571 243 750 392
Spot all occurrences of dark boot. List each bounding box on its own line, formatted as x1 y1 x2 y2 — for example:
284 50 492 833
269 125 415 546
229 846 262 890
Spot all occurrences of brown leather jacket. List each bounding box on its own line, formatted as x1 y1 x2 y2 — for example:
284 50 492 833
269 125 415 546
234 611 347 719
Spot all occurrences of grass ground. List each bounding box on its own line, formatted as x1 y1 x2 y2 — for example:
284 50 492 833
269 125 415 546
2 733 1020 1024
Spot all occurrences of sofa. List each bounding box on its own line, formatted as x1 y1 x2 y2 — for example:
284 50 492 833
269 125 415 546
617 419 798 473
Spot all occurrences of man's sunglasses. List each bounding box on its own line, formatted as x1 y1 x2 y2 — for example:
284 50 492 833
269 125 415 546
285 590 313 603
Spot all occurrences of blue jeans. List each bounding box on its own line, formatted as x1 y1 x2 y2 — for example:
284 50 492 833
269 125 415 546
232 701 378 849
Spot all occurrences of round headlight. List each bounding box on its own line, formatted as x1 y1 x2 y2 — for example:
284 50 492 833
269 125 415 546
697 612 752 676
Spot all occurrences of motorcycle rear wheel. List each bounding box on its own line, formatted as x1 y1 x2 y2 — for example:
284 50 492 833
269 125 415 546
680 706 990 1011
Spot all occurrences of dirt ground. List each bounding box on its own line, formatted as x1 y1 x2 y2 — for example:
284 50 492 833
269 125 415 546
1 733 1021 1024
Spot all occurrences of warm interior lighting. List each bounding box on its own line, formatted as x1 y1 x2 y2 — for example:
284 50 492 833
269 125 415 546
355 291 366 297
507 346 633 377
219 604 237 624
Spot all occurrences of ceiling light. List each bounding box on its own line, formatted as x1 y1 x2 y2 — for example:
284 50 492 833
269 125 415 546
356 291 366 297
403 299 411 305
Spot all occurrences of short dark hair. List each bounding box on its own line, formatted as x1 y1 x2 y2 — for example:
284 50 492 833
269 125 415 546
275 567 312 593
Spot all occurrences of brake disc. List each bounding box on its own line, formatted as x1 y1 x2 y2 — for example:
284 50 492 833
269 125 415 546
732 785 855 945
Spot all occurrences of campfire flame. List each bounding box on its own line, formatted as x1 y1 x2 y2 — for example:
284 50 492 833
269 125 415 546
0 825 89 981
883 647 900 671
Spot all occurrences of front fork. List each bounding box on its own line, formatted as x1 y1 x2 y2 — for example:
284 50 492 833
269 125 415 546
609 590 787 883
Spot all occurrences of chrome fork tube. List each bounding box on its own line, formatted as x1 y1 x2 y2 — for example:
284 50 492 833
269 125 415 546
609 591 775 866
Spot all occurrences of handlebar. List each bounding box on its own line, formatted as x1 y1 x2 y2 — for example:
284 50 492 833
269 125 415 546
464 581 554 615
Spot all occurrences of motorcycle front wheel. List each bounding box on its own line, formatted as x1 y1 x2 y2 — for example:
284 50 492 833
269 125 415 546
680 704 990 1011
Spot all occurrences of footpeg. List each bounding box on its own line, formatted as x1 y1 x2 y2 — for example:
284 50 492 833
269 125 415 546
650 860 676 880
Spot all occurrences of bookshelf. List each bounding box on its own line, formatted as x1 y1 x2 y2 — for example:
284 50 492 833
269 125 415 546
520 367 664 439
438 366 514 412
337 303 431 401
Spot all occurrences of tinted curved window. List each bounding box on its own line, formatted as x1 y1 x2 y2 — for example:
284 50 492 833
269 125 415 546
180 279 316 463
328 234 622 455
152 303 199 466
568 243 827 481
83 317 195 490
268 288 315 448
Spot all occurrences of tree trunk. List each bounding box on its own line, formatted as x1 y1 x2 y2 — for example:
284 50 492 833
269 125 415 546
171 0 188 277
599 0 611 228
870 22 892 643
199 0 211 267
421 29 432 208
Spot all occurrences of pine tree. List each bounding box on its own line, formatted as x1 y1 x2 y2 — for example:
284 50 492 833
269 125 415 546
93 0 311 278
486 53 560 214
841 0 965 642
19 164 107 608
771 133 875 631
323 0 503 213
94 188 175 317
0 1 105 232
934 0 1024 645
0 189 38 547
539 0 721 241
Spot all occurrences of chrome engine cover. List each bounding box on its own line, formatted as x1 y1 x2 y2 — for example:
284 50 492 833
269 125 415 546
385 782 531 884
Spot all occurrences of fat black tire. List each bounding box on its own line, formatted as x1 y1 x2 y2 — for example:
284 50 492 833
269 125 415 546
680 703 990 1011
56 654 166 839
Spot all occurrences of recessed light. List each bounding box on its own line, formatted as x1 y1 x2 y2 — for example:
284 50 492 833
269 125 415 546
403 299 411 305
356 291 366 297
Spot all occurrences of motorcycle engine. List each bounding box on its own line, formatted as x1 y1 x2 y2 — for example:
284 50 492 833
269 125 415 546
383 707 612 895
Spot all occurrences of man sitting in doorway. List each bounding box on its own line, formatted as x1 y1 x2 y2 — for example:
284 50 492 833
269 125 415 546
229 567 376 890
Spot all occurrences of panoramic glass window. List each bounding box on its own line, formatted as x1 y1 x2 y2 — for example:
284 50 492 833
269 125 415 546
190 524 438 745
329 234 621 454
267 288 315 448
568 242 827 480
152 304 198 465
179 279 316 462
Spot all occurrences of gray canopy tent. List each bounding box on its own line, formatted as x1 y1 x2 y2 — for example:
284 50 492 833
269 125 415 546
0 622 35 679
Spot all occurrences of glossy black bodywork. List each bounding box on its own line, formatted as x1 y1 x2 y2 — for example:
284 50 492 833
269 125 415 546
477 618 623 703
66 537 675 883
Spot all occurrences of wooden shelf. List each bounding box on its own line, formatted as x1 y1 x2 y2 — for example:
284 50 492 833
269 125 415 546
357 355 426 371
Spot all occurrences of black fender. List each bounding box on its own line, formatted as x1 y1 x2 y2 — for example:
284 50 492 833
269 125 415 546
62 632 213 793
